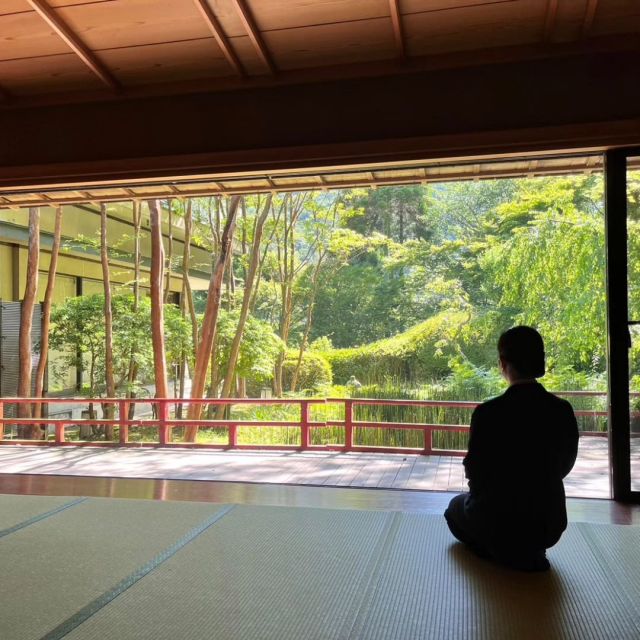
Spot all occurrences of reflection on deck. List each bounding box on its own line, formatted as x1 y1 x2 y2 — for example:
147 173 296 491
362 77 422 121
0 436 621 499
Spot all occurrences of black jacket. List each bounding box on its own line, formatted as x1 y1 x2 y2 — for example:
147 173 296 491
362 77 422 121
463 382 579 546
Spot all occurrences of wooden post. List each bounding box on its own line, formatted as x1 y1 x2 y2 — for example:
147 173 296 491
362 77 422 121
0 400 3 441
158 400 169 445
118 399 129 444
55 421 65 444
228 423 238 448
300 400 310 449
344 400 353 451
423 427 432 455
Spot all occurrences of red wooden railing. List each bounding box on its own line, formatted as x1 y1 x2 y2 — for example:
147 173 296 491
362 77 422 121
0 392 619 457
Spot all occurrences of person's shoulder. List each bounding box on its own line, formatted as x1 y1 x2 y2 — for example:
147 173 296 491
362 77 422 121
472 393 505 417
541 388 577 417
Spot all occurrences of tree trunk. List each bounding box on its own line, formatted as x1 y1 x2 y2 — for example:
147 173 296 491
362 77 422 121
178 200 197 418
126 200 142 417
217 195 271 416
291 250 328 392
34 206 63 423
149 200 170 403
17 207 40 437
164 199 174 303
100 203 116 439
186 196 240 441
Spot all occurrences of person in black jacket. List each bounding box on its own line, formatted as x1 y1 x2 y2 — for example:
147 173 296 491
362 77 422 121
444 326 579 571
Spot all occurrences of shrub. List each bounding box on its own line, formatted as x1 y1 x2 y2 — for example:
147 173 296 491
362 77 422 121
282 351 333 391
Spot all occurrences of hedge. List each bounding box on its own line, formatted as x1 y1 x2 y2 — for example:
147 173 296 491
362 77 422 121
322 311 469 385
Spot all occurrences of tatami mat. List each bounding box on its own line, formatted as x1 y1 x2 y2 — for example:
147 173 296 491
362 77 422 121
0 495 639 640
0 494 81 532
0 498 229 640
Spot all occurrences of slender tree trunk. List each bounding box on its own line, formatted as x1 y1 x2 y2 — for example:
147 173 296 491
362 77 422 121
100 204 116 438
127 200 142 417
178 200 196 417
274 215 295 396
217 195 271 415
33 206 63 424
17 207 40 437
164 199 174 303
186 196 240 440
149 200 170 405
290 258 325 392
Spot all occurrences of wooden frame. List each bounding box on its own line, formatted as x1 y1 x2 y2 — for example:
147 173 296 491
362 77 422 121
605 147 640 503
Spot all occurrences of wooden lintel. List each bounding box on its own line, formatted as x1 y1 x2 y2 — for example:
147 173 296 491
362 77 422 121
581 0 599 40
193 0 245 77
543 0 559 42
26 0 120 91
0 159 611 210
229 0 276 74
388 0 406 58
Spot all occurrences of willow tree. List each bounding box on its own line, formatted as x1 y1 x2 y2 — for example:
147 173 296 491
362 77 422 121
17 207 40 437
186 196 240 441
34 206 63 421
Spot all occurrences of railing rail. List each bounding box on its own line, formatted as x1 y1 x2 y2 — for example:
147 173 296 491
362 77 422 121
0 392 625 456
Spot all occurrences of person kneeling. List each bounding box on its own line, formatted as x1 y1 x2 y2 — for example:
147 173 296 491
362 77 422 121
444 326 579 572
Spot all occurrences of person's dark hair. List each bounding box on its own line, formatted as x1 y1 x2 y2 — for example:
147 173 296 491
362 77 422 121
497 326 545 378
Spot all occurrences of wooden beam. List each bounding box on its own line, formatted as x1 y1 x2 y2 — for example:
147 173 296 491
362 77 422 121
0 84 12 104
229 0 276 74
543 0 559 42
581 0 599 40
388 0 406 58
193 0 245 77
26 0 120 91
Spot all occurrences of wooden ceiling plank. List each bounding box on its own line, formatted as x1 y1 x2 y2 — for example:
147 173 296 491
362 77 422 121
543 0 559 42
229 0 276 74
388 0 406 58
581 0 599 40
193 0 245 76
26 0 120 91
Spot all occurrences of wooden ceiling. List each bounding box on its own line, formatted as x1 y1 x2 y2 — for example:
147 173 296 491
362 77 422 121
1 0 639 105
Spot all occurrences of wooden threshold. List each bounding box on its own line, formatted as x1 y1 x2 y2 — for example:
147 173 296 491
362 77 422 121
0 473 638 525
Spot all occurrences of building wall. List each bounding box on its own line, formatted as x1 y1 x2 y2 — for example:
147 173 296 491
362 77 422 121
0 203 212 394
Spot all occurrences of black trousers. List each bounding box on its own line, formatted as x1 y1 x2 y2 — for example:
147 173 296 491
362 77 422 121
444 493 556 571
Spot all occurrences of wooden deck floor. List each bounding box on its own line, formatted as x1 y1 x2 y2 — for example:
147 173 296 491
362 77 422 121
0 436 616 498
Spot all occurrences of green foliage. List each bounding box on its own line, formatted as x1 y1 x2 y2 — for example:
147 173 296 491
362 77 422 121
49 294 191 396
282 350 333 391
213 309 283 384
323 311 470 384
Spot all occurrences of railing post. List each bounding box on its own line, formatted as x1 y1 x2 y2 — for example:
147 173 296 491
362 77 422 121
0 400 4 441
344 399 353 451
228 424 237 448
423 427 432 455
55 421 65 444
300 400 310 450
158 400 169 445
118 399 129 445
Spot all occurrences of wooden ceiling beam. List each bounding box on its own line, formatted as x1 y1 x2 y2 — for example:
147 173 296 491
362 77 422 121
581 0 599 40
229 0 276 74
388 0 406 58
192 0 245 77
543 0 559 42
26 0 120 92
